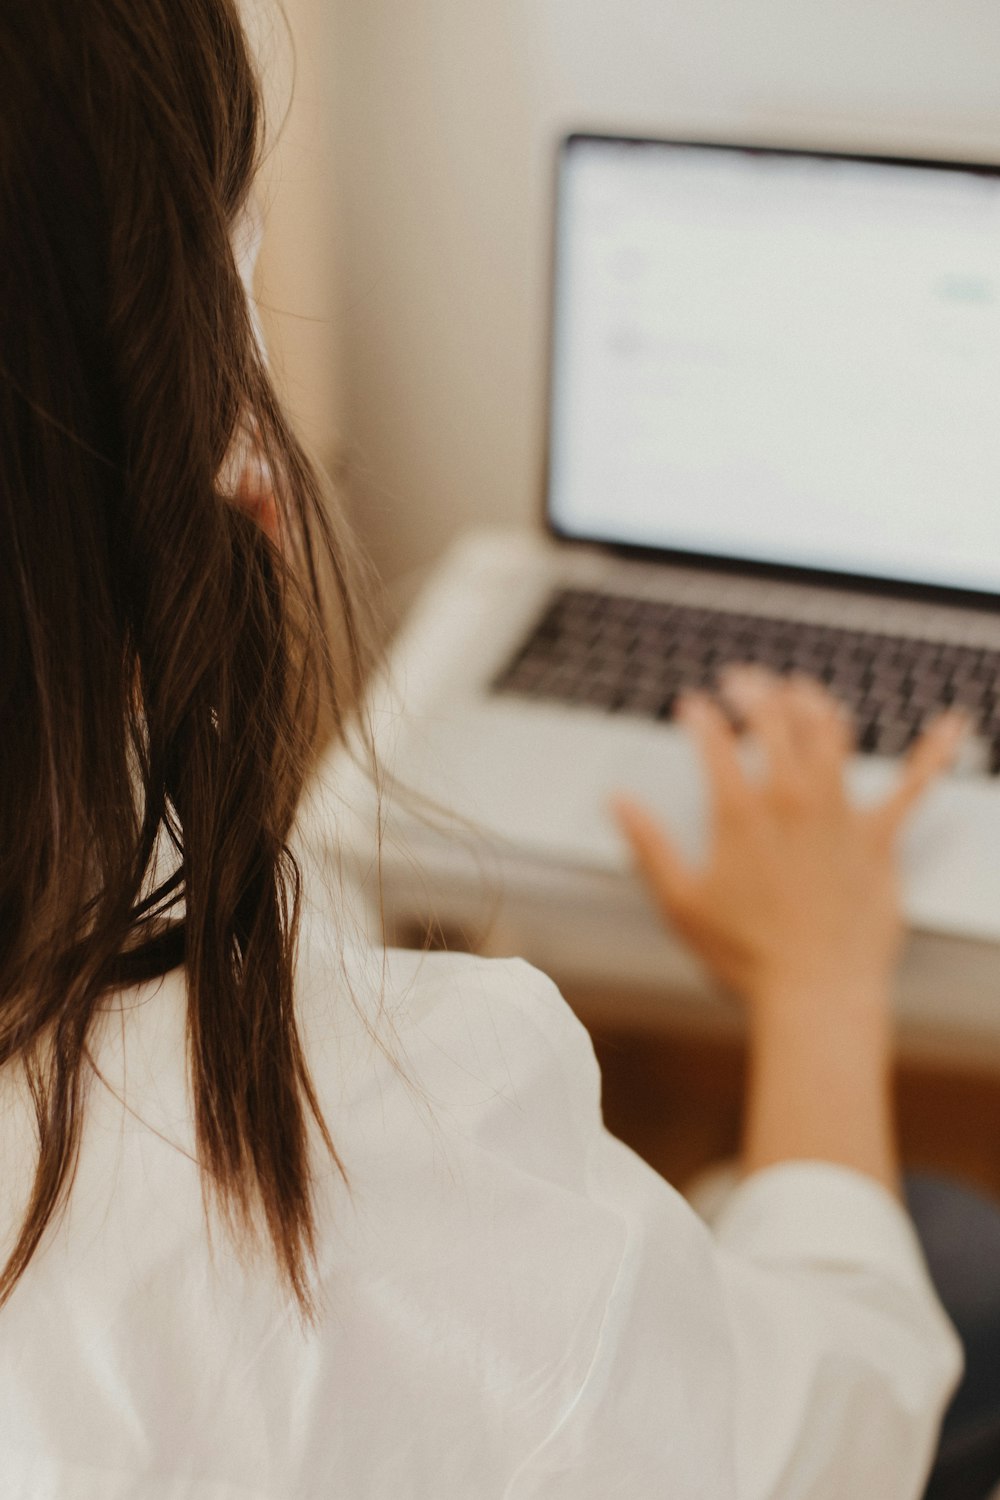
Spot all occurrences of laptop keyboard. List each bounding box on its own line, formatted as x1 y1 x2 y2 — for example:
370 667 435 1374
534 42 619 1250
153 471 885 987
491 587 1000 774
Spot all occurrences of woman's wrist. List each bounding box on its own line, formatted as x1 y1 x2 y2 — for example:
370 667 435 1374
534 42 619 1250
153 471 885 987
742 979 900 1192
746 969 895 1041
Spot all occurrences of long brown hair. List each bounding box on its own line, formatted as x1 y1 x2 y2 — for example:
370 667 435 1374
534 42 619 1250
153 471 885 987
0 0 377 1315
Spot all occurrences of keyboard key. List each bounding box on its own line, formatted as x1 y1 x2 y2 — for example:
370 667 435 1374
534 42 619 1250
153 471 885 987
858 719 881 753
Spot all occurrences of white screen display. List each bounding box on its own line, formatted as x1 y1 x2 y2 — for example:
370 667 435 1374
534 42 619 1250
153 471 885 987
548 138 1000 596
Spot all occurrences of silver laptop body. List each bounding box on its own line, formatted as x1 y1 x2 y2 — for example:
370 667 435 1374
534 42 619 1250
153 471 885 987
343 135 1000 944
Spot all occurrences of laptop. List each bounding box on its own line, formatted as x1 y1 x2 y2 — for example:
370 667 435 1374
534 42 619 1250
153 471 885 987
337 134 1000 944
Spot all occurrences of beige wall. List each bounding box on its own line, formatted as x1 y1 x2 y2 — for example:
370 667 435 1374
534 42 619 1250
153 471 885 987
252 0 346 470
257 0 1000 594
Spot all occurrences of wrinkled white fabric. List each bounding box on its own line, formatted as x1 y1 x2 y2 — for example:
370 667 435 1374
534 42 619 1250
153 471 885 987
0 897 961 1499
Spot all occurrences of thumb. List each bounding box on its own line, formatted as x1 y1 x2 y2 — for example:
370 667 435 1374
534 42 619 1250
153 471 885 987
609 794 695 917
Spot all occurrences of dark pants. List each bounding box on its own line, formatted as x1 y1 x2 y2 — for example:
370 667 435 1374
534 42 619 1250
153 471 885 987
908 1175 1000 1500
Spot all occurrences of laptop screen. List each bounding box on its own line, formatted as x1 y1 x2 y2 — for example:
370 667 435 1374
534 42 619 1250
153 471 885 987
547 135 1000 598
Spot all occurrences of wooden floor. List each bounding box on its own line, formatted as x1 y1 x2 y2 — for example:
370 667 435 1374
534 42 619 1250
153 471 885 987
590 1024 1000 1201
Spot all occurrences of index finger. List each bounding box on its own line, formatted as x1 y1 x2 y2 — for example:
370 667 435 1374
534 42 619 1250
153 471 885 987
678 692 750 816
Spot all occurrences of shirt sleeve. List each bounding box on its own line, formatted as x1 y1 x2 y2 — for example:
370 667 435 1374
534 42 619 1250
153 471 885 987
487 959 963 1500
712 1163 964 1500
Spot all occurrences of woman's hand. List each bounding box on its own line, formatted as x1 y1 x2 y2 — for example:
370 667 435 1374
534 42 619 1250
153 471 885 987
612 668 967 1020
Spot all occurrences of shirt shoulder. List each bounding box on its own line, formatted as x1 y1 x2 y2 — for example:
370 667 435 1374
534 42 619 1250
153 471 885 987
296 932 605 1195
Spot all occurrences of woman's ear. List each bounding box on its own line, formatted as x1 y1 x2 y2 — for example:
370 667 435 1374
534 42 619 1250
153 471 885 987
228 201 277 541
232 454 279 543
219 415 280 545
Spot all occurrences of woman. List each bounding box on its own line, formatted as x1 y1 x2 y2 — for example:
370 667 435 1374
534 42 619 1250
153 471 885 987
1 1 997 1496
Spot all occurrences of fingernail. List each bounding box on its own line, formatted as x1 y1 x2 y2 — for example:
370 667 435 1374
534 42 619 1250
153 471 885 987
608 793 640 824
720 670 765 705
940 711 971 742
678 693 708 722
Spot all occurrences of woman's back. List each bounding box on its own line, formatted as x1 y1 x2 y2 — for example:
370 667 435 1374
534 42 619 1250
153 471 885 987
0 891 960 1498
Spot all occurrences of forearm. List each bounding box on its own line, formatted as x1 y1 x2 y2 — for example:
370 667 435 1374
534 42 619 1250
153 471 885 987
742 991 900 1195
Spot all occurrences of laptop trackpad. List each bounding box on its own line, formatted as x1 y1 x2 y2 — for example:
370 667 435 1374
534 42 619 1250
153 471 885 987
893 776 1000 940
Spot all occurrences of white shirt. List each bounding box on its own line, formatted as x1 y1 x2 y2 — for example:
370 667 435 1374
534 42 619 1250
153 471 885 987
0 891 961 1499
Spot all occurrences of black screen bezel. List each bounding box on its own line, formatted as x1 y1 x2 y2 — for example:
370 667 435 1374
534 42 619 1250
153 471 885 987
541 131 1000 611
